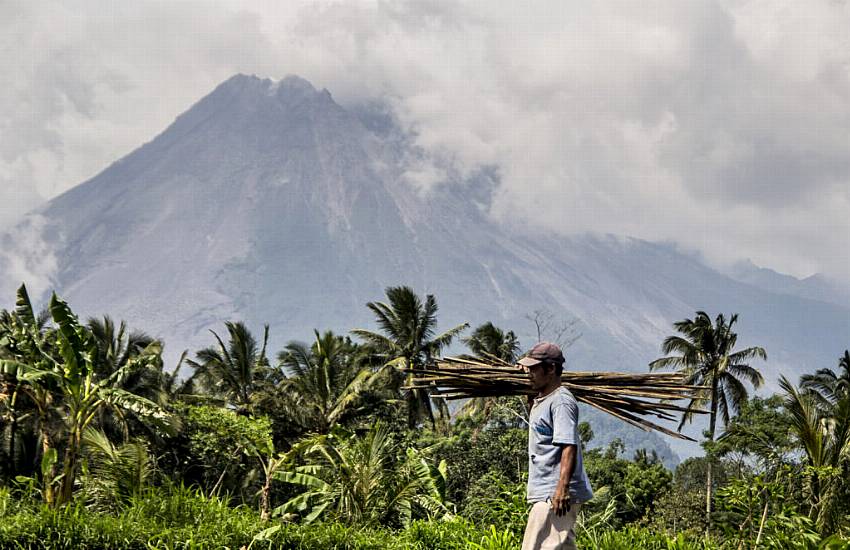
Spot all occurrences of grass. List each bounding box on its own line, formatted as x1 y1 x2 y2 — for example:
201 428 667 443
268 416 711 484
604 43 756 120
1 485 848 549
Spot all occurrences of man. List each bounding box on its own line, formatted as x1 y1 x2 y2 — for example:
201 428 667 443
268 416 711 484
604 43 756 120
518 342 593 550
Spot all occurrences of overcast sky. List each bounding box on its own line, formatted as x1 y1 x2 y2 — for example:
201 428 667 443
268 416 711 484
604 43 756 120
3 0 849 280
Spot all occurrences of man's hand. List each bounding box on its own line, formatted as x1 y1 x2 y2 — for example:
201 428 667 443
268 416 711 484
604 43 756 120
552 444 577 517
551 487 571 516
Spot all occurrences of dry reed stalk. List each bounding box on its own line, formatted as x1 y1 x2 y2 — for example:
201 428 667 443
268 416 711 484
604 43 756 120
404 356 706 441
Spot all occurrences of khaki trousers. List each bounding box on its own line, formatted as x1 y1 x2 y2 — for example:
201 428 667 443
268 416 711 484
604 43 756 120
521 500 582 550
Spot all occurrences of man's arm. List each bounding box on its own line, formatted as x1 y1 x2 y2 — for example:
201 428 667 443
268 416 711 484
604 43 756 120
551 444 576 516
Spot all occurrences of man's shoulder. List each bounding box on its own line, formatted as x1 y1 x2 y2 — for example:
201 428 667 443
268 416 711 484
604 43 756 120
553 387 577 406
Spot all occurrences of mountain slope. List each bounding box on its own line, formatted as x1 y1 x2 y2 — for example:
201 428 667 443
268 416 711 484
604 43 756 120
3 74 850 458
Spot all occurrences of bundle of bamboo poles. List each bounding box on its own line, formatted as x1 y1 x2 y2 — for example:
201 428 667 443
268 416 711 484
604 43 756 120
405 356 706 441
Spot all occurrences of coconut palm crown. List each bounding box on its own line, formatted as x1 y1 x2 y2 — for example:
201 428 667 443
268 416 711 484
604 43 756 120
463 322 520 364
351 286 468 428
278 330 382 433
801 350 850 410
186 321 270 413
650 311 766 432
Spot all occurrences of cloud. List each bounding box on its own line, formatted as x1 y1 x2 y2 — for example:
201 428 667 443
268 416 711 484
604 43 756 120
2 0 850 279
0 215 58 301
0 0 284 204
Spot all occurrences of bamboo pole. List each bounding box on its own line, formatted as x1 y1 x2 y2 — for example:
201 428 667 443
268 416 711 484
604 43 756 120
402 356 707 441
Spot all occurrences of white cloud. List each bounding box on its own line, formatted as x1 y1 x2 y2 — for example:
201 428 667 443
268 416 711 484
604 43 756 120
2 0 849 279
0 215 58 301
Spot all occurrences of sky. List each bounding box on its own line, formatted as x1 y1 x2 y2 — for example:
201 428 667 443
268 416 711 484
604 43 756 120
3 0 850 280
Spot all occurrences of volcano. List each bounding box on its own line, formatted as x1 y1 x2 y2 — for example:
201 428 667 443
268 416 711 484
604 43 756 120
3 74 849 459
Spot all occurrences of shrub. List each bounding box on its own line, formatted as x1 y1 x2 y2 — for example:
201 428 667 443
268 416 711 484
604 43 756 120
434 426 527 507
461 470 527 536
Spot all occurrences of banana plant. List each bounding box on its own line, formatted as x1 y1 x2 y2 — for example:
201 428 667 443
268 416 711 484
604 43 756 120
2 288 172 506
0 284 60 504
48 293 173 504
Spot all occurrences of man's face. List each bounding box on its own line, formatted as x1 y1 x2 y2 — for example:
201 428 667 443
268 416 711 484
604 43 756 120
526 362 555 392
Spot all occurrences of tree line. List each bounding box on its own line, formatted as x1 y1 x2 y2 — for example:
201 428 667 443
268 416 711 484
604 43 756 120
1 282 848 547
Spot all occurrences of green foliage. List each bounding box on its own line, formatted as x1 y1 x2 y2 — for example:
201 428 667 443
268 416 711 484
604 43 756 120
1 484 849 549
462 322 520 363
465 524 520 550
186 321 271 413
650 311 766 432
80 427 152 510
276 424 450 527
782 375 850 534
0 484 261 549
0 486 483 550
4 284 850 543
457 322 522 424
183 404 272 495
0 290 171 506
622 458 672 521
715 468 818 548
399 518 476 550
650 311 766 533
435 426 527 507
673 456 731 494
186 405 273 458
647 487 707 535
576 526 719 549
574 492 618 548
1 284 61 494
461 471 528 536
584 439 672 525
715 395 794 467
277 330 386 434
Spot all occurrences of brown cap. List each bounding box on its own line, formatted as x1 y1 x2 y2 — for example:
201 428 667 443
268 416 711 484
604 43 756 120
517 341 565 367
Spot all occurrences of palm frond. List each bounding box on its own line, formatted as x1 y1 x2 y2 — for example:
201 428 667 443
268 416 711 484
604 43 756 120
725 363 764 388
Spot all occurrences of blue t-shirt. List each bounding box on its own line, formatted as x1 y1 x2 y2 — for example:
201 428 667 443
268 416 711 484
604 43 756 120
526 387 594 503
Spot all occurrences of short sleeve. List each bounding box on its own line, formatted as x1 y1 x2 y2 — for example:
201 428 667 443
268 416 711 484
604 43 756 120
551 395 578 446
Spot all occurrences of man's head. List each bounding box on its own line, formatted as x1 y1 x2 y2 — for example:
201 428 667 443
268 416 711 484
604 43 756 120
518 341 565 392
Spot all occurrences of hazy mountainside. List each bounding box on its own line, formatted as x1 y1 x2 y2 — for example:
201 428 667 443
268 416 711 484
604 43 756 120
3 74 850 459
727 259 850 309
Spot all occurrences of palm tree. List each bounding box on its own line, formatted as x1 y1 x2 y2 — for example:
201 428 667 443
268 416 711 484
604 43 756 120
88 316 168 440
88 316 156 380
780 375 850 534
80 426 152 510
649 311 766 534
161 350 196 401
801 350 850 410
186 322 270 413
458 322 522 424
277 330 385 433
463 322 520 363
351 286 468 428
275 424 450 527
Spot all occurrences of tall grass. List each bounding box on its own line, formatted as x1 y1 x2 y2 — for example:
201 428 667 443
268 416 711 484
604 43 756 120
0 484 477 549
1 485 847 549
